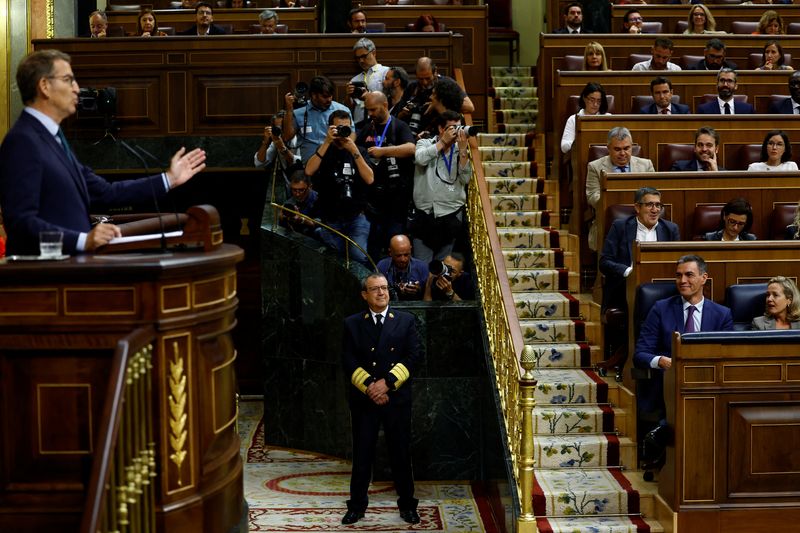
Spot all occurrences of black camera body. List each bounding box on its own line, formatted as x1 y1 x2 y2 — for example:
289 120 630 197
270 125 282 138
78 87 117 115
293 82 309 110
335 125 352 138
429 260 452 280
351 81 367 100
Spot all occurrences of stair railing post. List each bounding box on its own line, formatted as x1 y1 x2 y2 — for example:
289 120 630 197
518 346 538 531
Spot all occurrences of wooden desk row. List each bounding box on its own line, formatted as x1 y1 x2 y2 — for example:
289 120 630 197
552 70 794 162
547 1 800 34
569 115 800 271
538 34 800 136
104 5 488 122
36 33 468 138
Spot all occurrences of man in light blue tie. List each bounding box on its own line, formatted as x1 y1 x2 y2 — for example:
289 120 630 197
634 255 733 428
585 126 655 250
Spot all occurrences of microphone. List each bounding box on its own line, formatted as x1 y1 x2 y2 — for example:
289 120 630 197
118 139 168 251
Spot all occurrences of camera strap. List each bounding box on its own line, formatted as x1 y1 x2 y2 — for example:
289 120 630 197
374 117 392 148
441 144 456 174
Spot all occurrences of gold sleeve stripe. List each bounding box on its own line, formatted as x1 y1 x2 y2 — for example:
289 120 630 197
351 367 371 394
389 363 410 388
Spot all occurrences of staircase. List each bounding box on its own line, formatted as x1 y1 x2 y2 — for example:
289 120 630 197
482 66 663 532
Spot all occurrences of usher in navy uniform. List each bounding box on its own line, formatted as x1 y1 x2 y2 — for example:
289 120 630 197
341 274 423 524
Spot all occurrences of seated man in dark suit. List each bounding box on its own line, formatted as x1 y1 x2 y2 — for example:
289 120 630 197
697 68 754 114
0 50 207 256
769 71 800 114
639 76 690 115
687 38 738 71
554 2 591 34
600 187 681 313
634 254 733 428
671 126 723 171
180 2 228 35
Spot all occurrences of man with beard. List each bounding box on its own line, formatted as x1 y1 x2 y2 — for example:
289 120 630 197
769 70 800 114
554 2 591 34
687 39 738 71
671 126 724 171
382 66 411 118
305 110 374 266
283 76 352 165
399 57 474 134
356 92 415 259
697 68 753 114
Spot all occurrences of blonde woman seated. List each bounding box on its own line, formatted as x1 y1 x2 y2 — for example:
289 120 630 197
561 82 611 154
583 42 610 72
683 4 725 35
787 200 800 240
756 40 793 71
754 10 785 36
752 276 800 330
748 130 799 172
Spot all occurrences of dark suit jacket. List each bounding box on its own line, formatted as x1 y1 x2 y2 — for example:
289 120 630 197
0 111 167 255
600 215 681 310
639 102 690 115
634 295 733 415
688 59 738 71
553 27 591 34
180 24 228 35
670 158 725 172
769 97 796 114
704 229 756 241
697 99 754 114
342 307 422 408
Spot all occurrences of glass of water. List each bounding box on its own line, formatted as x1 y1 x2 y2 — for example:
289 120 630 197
39 231 64 258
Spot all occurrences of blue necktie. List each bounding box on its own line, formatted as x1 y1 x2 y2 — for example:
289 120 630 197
56 128 74 163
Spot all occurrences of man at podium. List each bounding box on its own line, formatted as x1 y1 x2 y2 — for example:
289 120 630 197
0 50 207 256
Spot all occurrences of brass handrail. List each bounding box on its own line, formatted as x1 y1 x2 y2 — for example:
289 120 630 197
465 133 537 530
81 327 157 533
264 147 377 271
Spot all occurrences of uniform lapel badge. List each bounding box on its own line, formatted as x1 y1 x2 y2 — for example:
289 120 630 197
364 313 370 319
388 312 395 319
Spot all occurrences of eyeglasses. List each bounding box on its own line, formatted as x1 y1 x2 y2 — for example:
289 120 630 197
48 74 77 85
355 52 372 60
290 187 308 194
366 285 389 293
197 9 213 15
638 202 663 210
725 218 747 227
629 17 643 23
768 141 785 148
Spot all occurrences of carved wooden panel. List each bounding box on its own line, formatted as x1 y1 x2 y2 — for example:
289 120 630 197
682 397 716 502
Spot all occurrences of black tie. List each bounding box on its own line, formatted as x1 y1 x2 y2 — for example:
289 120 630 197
375 313 383 333
724 102 731 115
56 128 74 163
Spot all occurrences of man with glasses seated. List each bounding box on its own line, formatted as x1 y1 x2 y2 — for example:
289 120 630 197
621 9 644 34
671 126 724 171
600 187 681 314
687 38 738 71
697 68 754 114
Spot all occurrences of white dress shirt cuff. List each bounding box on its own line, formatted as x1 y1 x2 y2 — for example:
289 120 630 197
649 355 661 369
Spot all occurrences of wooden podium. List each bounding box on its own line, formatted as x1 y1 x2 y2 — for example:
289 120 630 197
663 331 800 532
0 244 245 532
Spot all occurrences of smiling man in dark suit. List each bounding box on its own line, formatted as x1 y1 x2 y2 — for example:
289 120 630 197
639 77 690 115
697 68 754 114
671 126 723 172
0 49 206 256
341 273 423 525
634 255 733 426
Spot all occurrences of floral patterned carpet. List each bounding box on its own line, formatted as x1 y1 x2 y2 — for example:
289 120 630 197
239 400 493 532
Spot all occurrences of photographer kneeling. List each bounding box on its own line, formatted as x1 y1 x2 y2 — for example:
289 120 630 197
423 253 473 302
305 110 374 266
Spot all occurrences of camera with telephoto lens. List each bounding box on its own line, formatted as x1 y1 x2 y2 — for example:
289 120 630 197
335 125 352 137
292 82 309 110
78 87 117 115
453 125 480 137
270 125 282 137
428 260 452 280
351 81 366 100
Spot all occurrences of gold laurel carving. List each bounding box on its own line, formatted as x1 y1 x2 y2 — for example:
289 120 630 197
167 341 188 486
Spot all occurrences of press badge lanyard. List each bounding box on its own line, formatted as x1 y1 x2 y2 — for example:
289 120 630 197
441 144 456 174
374 117 392 148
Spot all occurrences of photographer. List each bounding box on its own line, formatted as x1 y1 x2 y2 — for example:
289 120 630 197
347 38 390 127
278 169 317 237
399 57 474 135
376 234 428 301
423 253 474 302
283 76 352 165
383 66 411 118
305 110 374 266
411 110 471 263
254 110 300 193
356 92 415 259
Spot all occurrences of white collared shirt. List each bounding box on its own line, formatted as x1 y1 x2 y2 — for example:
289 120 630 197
369 306 389 325
648 297 705 368
717 97 735 114
635 218 659 242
